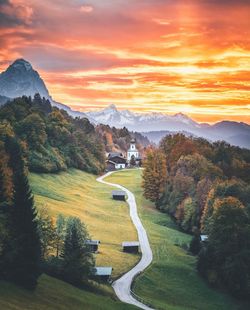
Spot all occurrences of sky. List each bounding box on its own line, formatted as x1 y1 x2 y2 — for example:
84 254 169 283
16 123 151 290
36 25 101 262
0 0 250 123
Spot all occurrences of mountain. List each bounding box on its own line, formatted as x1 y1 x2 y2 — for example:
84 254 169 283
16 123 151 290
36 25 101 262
86 104 201 132
0 59 92 120
0 95 10 106
0 59 50 99
1 59 249 149
87 105 250 149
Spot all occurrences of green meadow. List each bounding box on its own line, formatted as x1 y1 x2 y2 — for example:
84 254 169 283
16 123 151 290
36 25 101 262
106 169 245 310
0 274 136 310
29 169 139 278
0 168 247 310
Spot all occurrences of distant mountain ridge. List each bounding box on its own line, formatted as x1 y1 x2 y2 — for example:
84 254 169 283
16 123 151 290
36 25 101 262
86 105 250 149
0 59 250 149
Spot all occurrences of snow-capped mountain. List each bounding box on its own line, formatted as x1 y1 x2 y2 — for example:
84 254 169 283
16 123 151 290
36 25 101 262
87 104 250 148
86 104 202 132
0 59 249 149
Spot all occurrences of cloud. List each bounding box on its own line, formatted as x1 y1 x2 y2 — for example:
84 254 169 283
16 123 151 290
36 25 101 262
0 0 33 27
80 5 93 13
0 0 249 123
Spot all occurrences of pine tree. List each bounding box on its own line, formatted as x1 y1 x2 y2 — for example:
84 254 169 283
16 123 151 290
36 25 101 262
4 137 41 289
130 155 136 167
61 217 94 286
55 214 66 257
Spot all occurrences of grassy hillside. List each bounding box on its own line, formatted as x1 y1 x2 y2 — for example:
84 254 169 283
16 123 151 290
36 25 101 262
30 169 139 278
106 169 246 310
0 274 136 310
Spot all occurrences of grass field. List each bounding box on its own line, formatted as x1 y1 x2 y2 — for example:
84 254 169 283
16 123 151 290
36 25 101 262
0 274 136 310
106 169 246 310
29 169 139 278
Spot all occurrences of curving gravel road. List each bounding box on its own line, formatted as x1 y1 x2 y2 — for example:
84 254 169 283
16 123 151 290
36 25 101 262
97 171 154 310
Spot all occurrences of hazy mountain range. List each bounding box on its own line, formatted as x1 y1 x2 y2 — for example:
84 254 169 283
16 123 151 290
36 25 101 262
0 59 250 149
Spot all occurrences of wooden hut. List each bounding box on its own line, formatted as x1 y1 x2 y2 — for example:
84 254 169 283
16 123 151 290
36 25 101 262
93 267 113 282
122 241 140 253
112 190 126 201
86 240 100 252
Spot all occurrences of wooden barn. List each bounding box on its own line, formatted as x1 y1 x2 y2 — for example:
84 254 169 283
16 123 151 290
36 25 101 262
86 239 100 253
122 241 140 253
106 155 127 171
93 267 113 282
112 190 126 201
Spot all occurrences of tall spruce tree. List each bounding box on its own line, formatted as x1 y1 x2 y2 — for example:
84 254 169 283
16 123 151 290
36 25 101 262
61 217 94 286
5 137 41 289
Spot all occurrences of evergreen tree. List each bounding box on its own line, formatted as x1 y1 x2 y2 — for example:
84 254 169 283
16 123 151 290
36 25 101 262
4 137 41 289
198 197 250 298
130 155 136 167
37 208 56 260
61 217 94 286
55 214 66 257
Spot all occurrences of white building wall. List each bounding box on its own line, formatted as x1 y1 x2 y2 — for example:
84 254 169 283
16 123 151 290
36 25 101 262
115 163 126 169
127 151 139 160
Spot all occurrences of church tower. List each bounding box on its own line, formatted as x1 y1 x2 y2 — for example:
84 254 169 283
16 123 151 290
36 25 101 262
127 139 139 161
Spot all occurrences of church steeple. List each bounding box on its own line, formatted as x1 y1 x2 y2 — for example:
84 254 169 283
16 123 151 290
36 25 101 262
127 139 139 161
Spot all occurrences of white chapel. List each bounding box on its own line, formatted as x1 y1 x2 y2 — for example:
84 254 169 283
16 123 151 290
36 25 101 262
127 139 139 161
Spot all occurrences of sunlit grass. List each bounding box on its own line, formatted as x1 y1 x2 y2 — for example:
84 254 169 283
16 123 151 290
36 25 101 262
106 169 244 310
30 169 139 278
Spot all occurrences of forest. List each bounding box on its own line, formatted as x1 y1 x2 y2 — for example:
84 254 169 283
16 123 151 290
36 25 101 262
0 95 105 174
142 134 250 299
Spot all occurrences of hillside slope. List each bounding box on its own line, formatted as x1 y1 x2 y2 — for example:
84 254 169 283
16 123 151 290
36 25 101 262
0 274 136 310
29 169 139 278
106 170 247 310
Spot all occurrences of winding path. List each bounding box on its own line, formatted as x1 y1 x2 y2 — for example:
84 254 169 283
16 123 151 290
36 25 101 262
97 171 154 310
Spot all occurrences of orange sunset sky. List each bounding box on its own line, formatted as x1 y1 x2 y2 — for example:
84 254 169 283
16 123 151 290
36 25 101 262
0 0 250 123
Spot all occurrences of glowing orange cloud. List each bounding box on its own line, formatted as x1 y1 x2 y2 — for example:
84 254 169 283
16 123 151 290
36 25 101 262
0 0 249 123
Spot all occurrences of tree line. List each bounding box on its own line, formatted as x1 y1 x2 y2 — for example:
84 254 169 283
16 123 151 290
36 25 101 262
142 134 250 299
0 94 105 174
0 136 94 289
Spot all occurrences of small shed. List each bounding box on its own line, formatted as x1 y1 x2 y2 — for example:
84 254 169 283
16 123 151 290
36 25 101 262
112 190 126 201
86 240 100 253
200 235 208 242
94 267 113 282
122 241 140 253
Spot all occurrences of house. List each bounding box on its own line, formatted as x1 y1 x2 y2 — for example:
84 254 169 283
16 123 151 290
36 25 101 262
200 235 208 242
86 239 100 253
112 190 126 201
93 267 113 282
106 154 127 171
122 241 140 253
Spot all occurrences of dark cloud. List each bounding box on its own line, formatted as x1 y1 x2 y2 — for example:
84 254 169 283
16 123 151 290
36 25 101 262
0 0 33 27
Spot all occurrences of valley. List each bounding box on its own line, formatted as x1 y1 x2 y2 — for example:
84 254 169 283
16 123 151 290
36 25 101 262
106 170 245 310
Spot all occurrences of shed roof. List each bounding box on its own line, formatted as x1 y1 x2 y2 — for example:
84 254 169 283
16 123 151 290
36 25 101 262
86 240 100 245
112 190 126 196
200 235 208 242
122 241 140 247
94 267 113 276
108 152 123 158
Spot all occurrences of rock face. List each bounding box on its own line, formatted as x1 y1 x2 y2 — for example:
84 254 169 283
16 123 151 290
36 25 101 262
0 59 51 100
